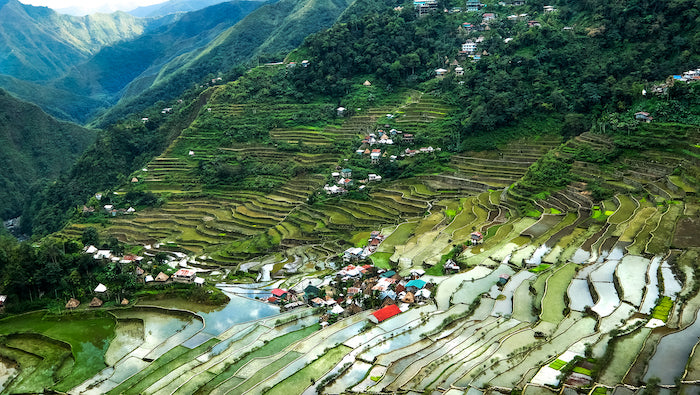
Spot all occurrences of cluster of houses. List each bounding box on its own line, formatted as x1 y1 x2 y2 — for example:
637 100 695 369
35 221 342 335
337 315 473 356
404 146 439 157
265 263 435 326
672 67 700 83
343 231 386 262
324 168 383 195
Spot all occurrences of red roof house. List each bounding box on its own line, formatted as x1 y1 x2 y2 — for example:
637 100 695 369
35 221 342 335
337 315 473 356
369 304 401 324
271 288 288 298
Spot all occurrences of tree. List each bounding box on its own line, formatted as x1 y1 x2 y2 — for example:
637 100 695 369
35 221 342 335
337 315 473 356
82 227 100 247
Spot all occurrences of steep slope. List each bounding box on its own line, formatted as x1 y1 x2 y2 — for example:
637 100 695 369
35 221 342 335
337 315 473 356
0 0 150 81
128 0 250 17
0 89 96 219
91 0 396 128
52 0 269 106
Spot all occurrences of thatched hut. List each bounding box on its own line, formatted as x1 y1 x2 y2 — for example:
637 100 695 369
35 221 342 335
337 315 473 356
89 297 103 307
121 298 129 305
66 298 80 309
155 272 169 282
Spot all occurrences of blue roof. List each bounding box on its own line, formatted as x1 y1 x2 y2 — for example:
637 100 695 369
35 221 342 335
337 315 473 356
406 279 427 289
380 270 397 278
673 75 683 79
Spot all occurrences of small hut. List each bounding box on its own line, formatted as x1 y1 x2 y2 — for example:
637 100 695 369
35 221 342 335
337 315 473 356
89 297 103 307
155 272 169 282
121 298 129 305
363 80 372 86
401 291 415 304
66 298 80 309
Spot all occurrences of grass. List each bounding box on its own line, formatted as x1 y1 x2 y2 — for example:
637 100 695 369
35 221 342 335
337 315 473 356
548 358 567 370
540 263 577 324
652 297 673 322
573 366 592 376
227 351 302 394
264 345 351 395
350 231 371 248
370 252 394 269
0 310 116 392
529 264 551 273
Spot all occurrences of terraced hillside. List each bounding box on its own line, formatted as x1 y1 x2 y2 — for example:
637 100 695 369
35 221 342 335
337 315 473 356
62 85 468 268
51 179 700 395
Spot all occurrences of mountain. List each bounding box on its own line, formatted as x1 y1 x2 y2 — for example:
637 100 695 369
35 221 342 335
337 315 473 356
128 0 243 17
91 0 397 127
52 0 269 109
0 0 152 82
0 89 96 219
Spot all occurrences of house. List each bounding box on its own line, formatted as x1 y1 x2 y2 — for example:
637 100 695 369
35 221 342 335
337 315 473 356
337 107 346 117
344 247 364 262
528 20 541 27
271 288 288 299
324 185 346 194
403 134 414 143
635 112 653 122
435 68 448 78
66 298 80 309
121 298 129 305
194 277 205 286
341 168 352 178
369 304 402 323
482 13 496 21
455 66 464 76
416 0 438 15
301 60 310 67
471 231 484 244
144 275 154 283
543 5 556 12
444 259 460 273
311 297 325 307
406 279 427 291
304 285 321 298
131 177 139 183
368 174 382 182
401 291 415 304
331 304 345 315
89 297 103 307
172 268 196 283
363 80 372 86
370 149 382 164
0 295 6 307
466 0 483 11
155 272 170 282
462 40 478 54
94 283 107 293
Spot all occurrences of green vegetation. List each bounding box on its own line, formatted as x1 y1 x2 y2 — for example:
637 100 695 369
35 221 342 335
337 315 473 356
0 90 95 220
652 297 673 322
0 310 116 392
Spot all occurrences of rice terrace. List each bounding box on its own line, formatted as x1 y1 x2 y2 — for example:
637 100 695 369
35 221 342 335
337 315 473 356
3 28 700 395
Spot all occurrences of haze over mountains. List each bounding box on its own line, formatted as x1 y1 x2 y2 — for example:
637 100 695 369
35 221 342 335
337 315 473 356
0 0 384 125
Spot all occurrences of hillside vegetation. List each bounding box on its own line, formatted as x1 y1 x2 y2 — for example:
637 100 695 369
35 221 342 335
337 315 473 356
0 89 95 220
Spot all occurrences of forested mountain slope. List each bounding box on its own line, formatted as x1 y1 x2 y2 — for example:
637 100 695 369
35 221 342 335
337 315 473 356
0 0 151 81
0 89 96 220
51 0 269 107
128 0 245 17
90 0 401 128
